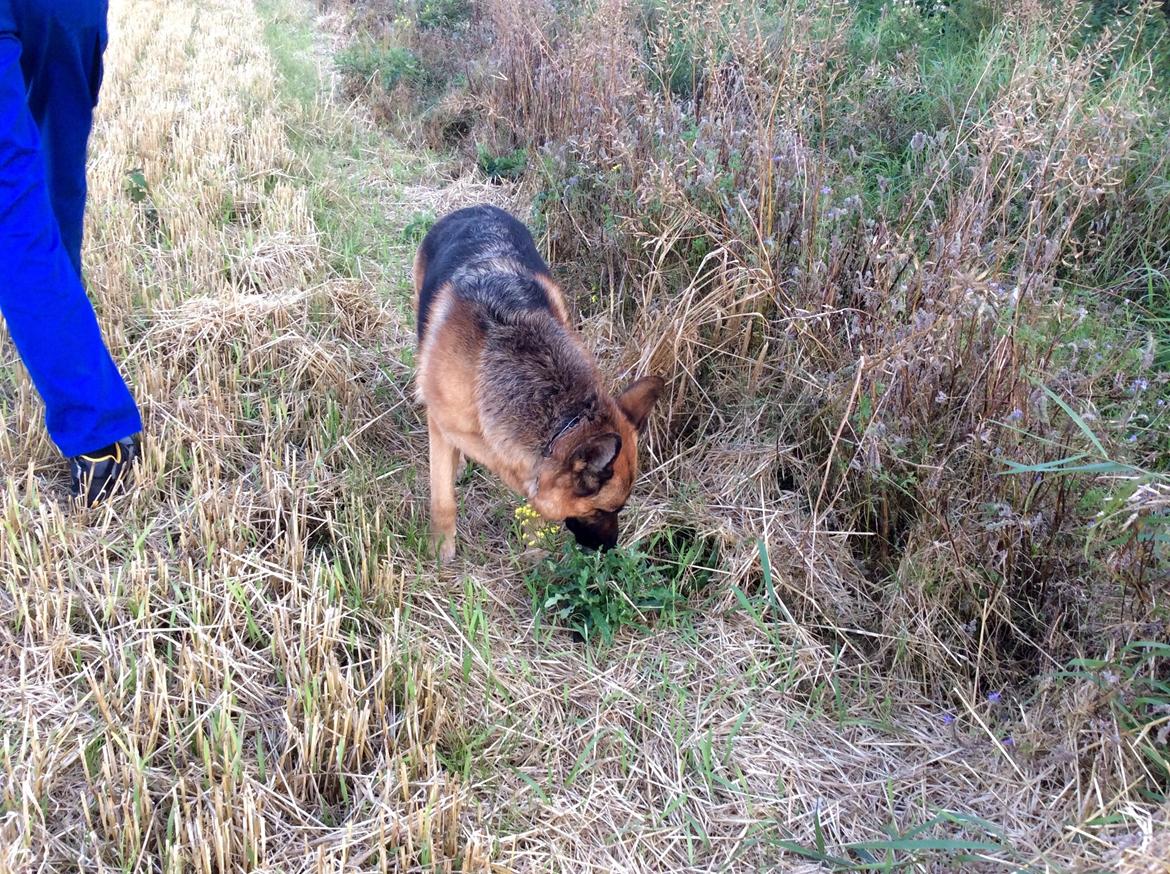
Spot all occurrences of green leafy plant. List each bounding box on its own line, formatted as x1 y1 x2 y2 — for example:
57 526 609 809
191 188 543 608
475 144 527 183
125 167 150 203
524 531 709 644
416 0 472 30
336 43 424 90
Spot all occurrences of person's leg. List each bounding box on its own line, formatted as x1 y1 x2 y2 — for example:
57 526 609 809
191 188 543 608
0 2 141 459
22 1 106 276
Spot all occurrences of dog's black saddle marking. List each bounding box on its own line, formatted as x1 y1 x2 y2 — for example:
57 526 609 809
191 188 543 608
416 204 557 340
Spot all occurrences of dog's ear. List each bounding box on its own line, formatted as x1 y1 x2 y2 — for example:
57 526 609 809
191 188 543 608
569 432 621 496
617 376 665 432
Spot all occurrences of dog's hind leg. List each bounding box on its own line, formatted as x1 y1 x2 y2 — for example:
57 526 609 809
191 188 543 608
428 416 460 562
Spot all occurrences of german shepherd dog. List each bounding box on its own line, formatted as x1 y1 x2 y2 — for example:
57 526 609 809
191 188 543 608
413 204 664 561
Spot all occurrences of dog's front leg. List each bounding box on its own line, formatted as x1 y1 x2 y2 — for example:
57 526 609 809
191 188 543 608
428 416 459 562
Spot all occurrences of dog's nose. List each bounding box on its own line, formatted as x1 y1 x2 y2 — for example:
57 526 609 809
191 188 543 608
565 513 619 551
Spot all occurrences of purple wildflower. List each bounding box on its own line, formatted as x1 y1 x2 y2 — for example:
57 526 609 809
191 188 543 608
1002 737 1015 747
987 691 1002 704
942 713 956 726
1007 409 1023 422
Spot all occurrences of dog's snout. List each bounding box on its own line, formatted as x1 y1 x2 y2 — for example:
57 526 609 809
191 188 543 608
565 511 619 551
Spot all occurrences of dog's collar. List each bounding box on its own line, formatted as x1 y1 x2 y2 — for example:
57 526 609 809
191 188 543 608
542 412 583 457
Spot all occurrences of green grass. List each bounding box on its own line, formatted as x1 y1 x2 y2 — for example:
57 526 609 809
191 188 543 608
769 809 1018 872
337 43 428 91
416 0 473 31
260 0 427 282
402 209 437 243
256 0 320 109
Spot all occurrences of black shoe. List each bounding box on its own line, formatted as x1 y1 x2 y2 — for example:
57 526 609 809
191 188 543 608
70 435 141 507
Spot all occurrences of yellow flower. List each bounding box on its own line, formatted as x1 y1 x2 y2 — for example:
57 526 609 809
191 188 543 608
516 502 560 547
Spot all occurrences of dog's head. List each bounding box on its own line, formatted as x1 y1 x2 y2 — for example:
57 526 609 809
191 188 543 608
532 376 664 550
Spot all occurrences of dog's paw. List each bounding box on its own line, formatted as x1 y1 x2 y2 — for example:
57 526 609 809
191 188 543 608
432 531 457 563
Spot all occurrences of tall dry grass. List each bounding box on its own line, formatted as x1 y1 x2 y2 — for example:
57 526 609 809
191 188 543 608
462 0 1170 675
340 0 1170 675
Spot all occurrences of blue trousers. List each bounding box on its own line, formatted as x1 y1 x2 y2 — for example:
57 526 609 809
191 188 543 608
0 0 140 457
